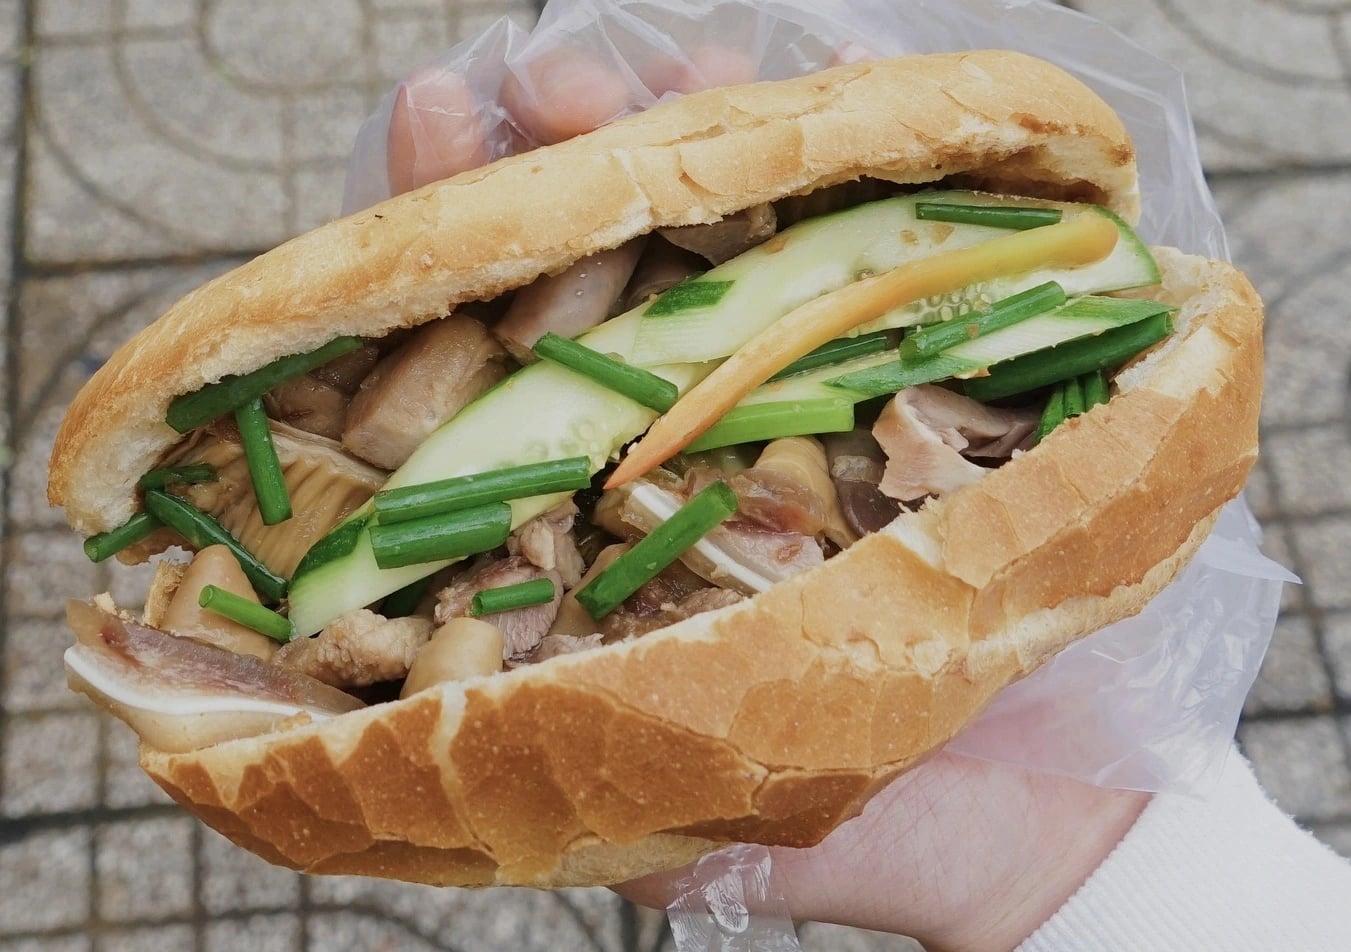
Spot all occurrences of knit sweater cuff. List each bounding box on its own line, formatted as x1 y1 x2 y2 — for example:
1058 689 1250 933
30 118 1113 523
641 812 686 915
1018 746 1351 951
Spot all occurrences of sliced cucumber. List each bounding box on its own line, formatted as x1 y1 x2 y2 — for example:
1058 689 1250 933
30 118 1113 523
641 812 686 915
828 296 1174 400
288 357 709 637
628 191 1159 367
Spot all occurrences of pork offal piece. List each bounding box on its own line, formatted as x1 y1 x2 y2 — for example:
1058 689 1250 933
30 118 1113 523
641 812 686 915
507 500 586 588
822 429 903 537
263 373 348 441
138 421 385 578
658 202 777 264
873 385 1038 503
343 314 507 470
494 240 646 362
435 557 564 661
64 601 362 753
274 609 433 689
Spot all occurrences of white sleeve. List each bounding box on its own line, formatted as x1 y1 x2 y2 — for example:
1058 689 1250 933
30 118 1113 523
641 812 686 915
1017 746 1351 952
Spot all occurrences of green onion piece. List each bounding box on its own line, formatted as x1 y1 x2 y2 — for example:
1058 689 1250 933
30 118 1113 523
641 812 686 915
1082 370 1110 409
575 482 738 621
685 398 854 453
899 282 1067 360
381 576 432 618
962 312 1173 403
767 331 893 381
292 515 368 582
915 201 1063 230
198 585 293 643
234 398 291 525
645 278 733 316
166 336 362 433
143 490 288 603
532 333 679 412
375 456 593 525
83 511 163 563
1062 375 1085 418
1034 386 1067 446
471 578 556 617
368 502 514 571
827 353 976 400
136 464 218 491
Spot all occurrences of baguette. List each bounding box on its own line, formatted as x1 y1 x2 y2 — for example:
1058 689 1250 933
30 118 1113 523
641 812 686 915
48 51 1262 888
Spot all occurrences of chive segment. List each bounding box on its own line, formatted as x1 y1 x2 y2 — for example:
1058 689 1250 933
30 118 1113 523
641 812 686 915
963 312 1174 402
136 465 217 491
915 201 1063 230
1062 375 1085 418
381 576 431 618
645 279 733 316
899 282 1067 359
470 578 556 617
532 333 678 412
374 457 593 525
684 398 854 453
198 585 293 643
83 511 163 563
166 336 362 433
368 502 513 571
768 331 892 381
1034 387 1066 445
234 398 292 525
143 490 288 603
1082 370 1110 409
575 482 738 620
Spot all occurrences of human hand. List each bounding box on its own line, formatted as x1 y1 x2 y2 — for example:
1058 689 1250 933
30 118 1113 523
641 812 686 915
376 32 1150 952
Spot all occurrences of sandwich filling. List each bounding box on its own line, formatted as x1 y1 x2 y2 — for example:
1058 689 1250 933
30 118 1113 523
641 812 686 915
66 186 1173 752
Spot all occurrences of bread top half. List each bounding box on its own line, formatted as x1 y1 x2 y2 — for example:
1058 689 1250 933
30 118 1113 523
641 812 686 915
48 50 1138 534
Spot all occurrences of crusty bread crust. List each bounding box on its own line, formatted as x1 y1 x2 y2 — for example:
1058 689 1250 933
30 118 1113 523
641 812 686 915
48 50 1137 534
138 250 1263 887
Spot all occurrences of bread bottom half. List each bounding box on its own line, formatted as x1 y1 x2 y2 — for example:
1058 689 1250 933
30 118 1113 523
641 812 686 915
139 248 1263 888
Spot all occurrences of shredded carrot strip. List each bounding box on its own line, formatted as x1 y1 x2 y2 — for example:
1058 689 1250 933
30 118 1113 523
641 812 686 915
605 213 1119 488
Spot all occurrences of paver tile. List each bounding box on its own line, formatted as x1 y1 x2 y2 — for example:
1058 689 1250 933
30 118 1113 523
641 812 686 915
103 719 174 809
1243 614 1334 716
91 926 195 952
0 710 101 816
203 915 302 952
3 617 85 712
1240 717 1351 821
95 816 196 921
1322 612 1351 703
200 827 302 915
0 828 93 932
0 937 91 952
1293 515 1351 613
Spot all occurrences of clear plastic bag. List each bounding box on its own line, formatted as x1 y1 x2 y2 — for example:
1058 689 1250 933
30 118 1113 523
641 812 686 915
341 1 1294 946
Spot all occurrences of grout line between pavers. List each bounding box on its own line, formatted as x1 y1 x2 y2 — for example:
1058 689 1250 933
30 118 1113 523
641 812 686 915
0 0 37 853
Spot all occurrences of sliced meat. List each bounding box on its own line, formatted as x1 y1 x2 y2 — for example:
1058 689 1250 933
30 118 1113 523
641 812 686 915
264 374 348 440
773 180 892 228
434 557 563 661
64 601 362 753
550 543 629 638
343 314 507 470
609 480 823 595
600 587 743 641
822 429 903 537
311 340 382 395
873 385 1039 503
160 546 278 661
659 203 777 264
273 609 433 688
620 237 705 312
507 500 585 588
522 633 604 664
130 422 385 577
747 437 857 548
494 241 646 361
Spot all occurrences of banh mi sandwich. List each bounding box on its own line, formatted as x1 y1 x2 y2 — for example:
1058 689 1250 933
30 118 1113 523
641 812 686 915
48 51 1263 887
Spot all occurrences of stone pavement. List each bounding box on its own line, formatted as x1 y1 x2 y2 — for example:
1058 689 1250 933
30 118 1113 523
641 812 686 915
0 1 1348 949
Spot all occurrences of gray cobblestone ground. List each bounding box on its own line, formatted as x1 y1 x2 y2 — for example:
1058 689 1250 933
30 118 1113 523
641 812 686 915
0 1 1347 949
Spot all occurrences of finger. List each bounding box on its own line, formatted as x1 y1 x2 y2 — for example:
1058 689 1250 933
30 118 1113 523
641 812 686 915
387 67 488 195
641 44 759 97
830 41 880 67
500 48 634 145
